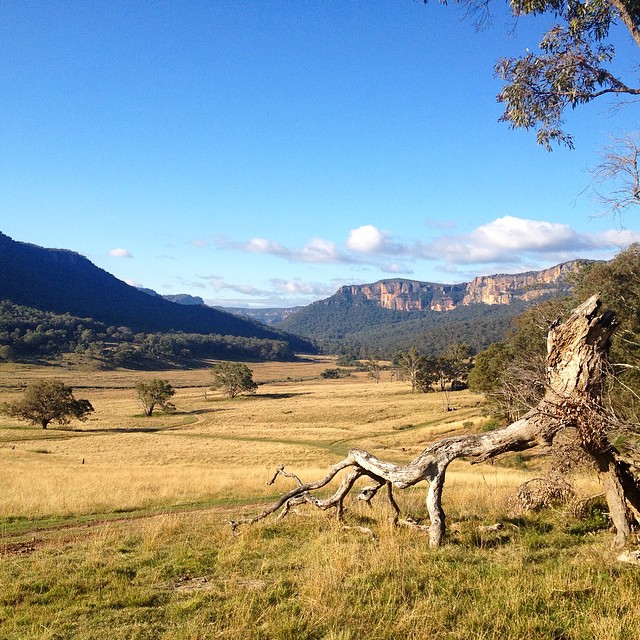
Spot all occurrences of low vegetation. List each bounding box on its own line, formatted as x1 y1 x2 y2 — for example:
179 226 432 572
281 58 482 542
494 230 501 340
0 357 638 638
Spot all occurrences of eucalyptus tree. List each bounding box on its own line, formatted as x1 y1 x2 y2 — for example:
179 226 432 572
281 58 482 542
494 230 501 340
439 0 640 149
1 380 94 429
136 378 176 417
211 362 258 398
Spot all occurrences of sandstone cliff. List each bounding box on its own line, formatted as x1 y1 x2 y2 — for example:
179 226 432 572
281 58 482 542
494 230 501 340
332 260 586 312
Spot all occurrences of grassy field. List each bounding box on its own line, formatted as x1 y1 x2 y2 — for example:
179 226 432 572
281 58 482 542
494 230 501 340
0 359 639 639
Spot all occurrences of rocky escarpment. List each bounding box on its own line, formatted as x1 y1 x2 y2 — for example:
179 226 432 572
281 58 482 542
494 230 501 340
332 260 587 312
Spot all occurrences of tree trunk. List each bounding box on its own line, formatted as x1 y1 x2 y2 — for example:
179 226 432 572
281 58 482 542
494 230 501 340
232 295 632 547
594 450 631 548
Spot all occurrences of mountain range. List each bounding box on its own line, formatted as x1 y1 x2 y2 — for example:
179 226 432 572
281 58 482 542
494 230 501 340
268 260 586 356
0 231 587 359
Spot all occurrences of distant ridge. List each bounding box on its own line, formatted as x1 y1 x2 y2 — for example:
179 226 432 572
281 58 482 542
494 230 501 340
221 307 302 326
328 261 585 312
0 232 314 352
276 260 588 356
137 288 206 306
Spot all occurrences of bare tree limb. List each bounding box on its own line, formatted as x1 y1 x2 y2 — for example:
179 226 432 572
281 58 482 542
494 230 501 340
233 296 635 548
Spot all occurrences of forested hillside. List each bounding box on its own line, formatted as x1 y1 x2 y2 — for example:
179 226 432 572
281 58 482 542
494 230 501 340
0 232 315 356
0 301 299 367
276 262 582 357
277 294 528 358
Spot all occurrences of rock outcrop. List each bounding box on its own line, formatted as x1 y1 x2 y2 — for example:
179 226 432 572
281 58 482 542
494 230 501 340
332 260 586 312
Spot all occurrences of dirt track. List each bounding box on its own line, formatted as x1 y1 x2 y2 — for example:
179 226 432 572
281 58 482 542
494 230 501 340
0 500 264 557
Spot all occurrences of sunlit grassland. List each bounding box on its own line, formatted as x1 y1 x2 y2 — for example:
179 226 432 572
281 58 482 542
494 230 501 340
0 359 637 639
0 360 496 520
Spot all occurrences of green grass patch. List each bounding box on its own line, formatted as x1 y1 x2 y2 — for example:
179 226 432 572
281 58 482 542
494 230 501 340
2 513 640 639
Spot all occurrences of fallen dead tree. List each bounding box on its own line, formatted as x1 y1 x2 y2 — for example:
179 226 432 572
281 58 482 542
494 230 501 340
231 295 640 548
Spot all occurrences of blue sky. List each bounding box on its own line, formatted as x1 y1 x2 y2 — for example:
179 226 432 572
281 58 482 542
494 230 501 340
2 1 639 308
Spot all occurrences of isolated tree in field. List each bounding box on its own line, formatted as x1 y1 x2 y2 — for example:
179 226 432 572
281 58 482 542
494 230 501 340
0 379 94 429
211 362 257 398
135 378 176 417
415 357 439 393
397 347 426 393
444 343 473 389
366 355 382 383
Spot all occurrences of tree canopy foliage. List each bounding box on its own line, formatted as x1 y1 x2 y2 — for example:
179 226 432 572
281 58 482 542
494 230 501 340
0 380 94 429
135 379 176 417
279 296 522 360
0 300 299 367
211 362 258 398
396 343 473 395
397 347 428 393
446 0 640 149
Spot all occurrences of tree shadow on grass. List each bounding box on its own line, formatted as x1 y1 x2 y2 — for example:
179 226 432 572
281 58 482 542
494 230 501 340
75 408 231 434
76 425 183 434
255 392 310 400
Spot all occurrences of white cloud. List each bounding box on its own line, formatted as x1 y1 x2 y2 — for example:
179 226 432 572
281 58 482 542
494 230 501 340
469 216 581 253
433 215 640 269
216 235 347 264
597 228 640 246
201 275 346 308
299 238 342 263
211 217 640 283
346 225 386 253
108 248 133 258
244 237 287 255
206 275 264 296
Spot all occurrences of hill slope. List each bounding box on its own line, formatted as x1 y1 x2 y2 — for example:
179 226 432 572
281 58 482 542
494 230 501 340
0 233 314 352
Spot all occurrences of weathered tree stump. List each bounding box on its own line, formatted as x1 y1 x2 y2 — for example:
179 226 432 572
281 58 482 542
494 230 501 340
231 295 638 548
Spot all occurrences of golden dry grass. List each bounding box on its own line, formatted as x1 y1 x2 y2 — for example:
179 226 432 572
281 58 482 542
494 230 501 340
0 360 632 640
0 362 480 516
0 359 598 522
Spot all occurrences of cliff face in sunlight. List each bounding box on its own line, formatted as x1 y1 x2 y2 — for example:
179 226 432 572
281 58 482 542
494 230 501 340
333 261 585 312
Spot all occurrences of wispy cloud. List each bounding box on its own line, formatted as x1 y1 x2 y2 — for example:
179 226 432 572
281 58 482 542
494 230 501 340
189 238 209 248
200 275 343 308
270 278 336 297
108 248 133 258
205 275 267 296
426 219 458 230
211 217 640 284
381 262 414 275
215 235 350 264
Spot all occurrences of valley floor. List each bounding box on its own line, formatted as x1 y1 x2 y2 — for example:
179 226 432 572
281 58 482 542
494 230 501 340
0 360 638 639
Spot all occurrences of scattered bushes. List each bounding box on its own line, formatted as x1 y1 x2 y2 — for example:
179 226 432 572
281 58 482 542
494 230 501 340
320 368 351 379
